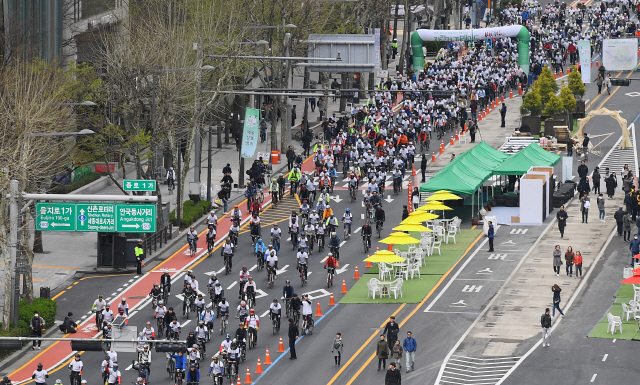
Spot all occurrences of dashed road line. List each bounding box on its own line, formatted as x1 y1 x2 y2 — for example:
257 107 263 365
590 374 597 382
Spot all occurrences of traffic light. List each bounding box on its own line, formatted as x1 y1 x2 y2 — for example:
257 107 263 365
155 342 187 353
71 340 104 351
610 79 630 86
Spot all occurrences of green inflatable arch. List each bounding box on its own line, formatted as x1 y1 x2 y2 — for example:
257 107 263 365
410 26 530 76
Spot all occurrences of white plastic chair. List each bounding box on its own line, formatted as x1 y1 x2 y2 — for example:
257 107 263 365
409 260 421 279
454 217 462 234
607 313 623 334
630 300 640 318
431 237 442 255
395 263 409 280
390 278 403 299
446 224 457 244
624 267 634 279
633 285 640 301
378 263 393 280
622 303 636 321
435 227 446 241
367 279 382 299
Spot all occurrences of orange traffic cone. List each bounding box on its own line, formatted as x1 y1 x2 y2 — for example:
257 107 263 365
464 122 468 131
554 70 557 79
482 109 486 119
431 151 436 162
366 254 372 268
264 349 272 364
353 265 360 279
255 358 263 374
412 164 416 176
328 292 336 306
509 89 513 98
237 376 241 385
596 59 599 67
277 336 285 352
559 68 563 77
478 113 482 122
439 141 444 154
316 301 323 317
450 136 454 146
518 83 523 95
341 278 348 293
501 94 504 102
455 130 459 141
244 368 252 384
591 60 593 68
491 99 495 109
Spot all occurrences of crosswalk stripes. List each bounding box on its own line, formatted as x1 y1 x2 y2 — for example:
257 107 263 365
439 355 521 385
336 175 412 189
598 134 635 174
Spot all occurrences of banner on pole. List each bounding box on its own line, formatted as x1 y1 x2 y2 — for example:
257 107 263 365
241 108 260 158
578 40 591 83
374 28 381 69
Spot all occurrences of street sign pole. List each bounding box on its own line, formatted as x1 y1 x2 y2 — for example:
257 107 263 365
9 180 19 328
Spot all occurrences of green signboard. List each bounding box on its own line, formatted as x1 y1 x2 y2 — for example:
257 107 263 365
36 202 156 233
36 203 76 231
123 180 157 192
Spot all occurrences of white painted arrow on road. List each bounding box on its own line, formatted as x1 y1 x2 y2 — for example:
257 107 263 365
332 195 343 203
335 263 350 275
384 195 394 203
276 264 289 275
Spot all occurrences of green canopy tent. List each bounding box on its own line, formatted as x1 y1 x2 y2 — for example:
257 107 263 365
492 143 560 175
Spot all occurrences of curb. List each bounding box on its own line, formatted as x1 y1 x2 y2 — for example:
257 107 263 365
0 321 61 374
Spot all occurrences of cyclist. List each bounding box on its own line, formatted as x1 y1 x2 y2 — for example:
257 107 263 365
270 299 282 330
118 298 129 316
142 321 155 341
106 363 121 385
299 199 311 219
309 209 321 226
316 221 326 250
297 248 309 281
171 351 187 381
136 343 152 367
348 172 359 191
297 232 309 253
244 277 257 306
186 363 200 383
208 355 224 381
200 305 215 332
154 300 167 326
205 225 216 249
303 222 315 245
229 205 242 224
374 205 386 229
186 331 198 349
186 226 198 254
92 295 107 327
288 166 301 196
249 199 262 216
234 323 246 350
68 353 83 385
218 298 230 330
226 343 240 378
211 283 224 308
323 204 335 223
254 238 267 262
367 180 379 194
324 252 338 275
265 245 278 275
102 304 114 325
160 269 171 297
101 356 112 381
271 224 282 252
249 214 261 244
282 280 294 306
238 266 250 299
187 344 201 368
290 293 302 321
325 213 339 235
370 191 381 207
328 233 341 260
244 183 257 207
392 166 403 191
32 363 49 385
362 221 373 247
245 309 260 344
182 283 195 316
343 208 353 236
208 274 219 289
166 167 176 189
219 334 232 353
316 198 326 218
301 294 314 335
149 283 162 305
195 321 208 350
194 294 206 314
236 301 249 322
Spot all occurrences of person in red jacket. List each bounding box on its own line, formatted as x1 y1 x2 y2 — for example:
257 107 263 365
574 251 583 278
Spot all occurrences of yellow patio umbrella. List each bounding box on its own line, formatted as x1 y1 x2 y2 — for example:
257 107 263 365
380 232 421 244
408 211 439 221
364 251 406 263
393 224 432 232
418 202 453 211
426 192 462 201
401 216 430 225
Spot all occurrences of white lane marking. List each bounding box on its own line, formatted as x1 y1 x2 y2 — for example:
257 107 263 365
129 311 138 318
182 320 191 328
354 227 362 234
117 288 123 292
260 310 270 318
217 267 227 274
602 354 608 362
361 214 365 220
590 374 597 382
80 315 87 320
125 364 132 370
340 241 347 247
128 279 134 283
227 282 237 290
321 256 328 263
111 293 117 296
613 339 617 343
249 264 257 272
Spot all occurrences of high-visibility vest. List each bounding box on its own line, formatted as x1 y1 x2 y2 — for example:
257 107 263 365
135 246 144 257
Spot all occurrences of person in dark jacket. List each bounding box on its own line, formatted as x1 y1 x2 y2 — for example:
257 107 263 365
30 311 45 350
629 234 640 266
401 205 409 220
385 362 402 384
541 308 552 347
487 221 495 252
623 211 633 241
420 154 427 183
606 173 618 199
614 206 626 236
222 163 232 175
592 167 601 194
59 312 78 333
552 284 564 316
376 335 389 371
500 103 507 127
383 316 400 350
556 206 568 238
285 146 296 171
288 318 299 359
577 160 588 180
302 130 312 157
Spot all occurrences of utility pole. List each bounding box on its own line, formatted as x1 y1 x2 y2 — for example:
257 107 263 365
8 180 19 328
206 126 212 203
194 37 203 184
176 142 182 226
282 33 292 155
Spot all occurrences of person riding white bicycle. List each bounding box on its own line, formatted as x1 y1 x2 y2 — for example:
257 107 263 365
269 299 282 330
238 266 250 299
166 167 176 190
343 208 353 236
244 277 257 306
186 226 198 254
265 246 278 277
301 294 314 335
271 224 282 252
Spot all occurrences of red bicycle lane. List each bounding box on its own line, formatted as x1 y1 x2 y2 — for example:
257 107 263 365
10 155 318 383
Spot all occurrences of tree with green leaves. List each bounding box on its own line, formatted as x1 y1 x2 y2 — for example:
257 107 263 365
543 92 564 116
567 66 586 99
537 66 559 105
521 84 543 116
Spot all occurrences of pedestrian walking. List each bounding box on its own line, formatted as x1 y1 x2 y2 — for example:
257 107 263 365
606 173 618 199
487 221 495 252
392 340 403 369
402 331 416 372
376 335 389 371
500 103 507 127
420 154 427 183
469 119 478 143
615 206 625 235
402 205 409 220
582 133 590 160
286 146 296 171
385 362 402 385
552 245 562 277
332 333 343 366
552 284 565 316
581 193 590 224
30 311 45 350
597 193 605 222
629 234 640 266
564 246 574 277
540 308 552 347
623 211 632 241
288 318 299 359
592 167 601 194
574 251 583 278
604 73 612 94
383 316 400 350
556 206 568 238
411 188 420 210
596 73 604 94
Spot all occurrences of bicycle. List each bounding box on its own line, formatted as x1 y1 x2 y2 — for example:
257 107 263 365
93 310 104 330
393 178 401 195
301 315 314 335
271 312 280 334
272 236 281 253
256 252 265 271
376 220 383 238
168 178 175 195
329 177 336 193
267 266 276 289
316 233 324 252
247 327 256 349
157 316 165 336
161 284 170 303
152 294 161 310
278 185 285 201
70 372 82 385
223 253 232 275
246 292 256 309
188 237 197 255
299 263 308 286
229 230 238 247
183 296 194 318
363 234 371 253
210 373 224 385
207 237 215 256
327 267 334 288
290 229 298 250
308 234 315 253
344 223 351 240
219 313 228 335
349 185 357 202
292 309 300 325
284 298 292 317
256 189 264 203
